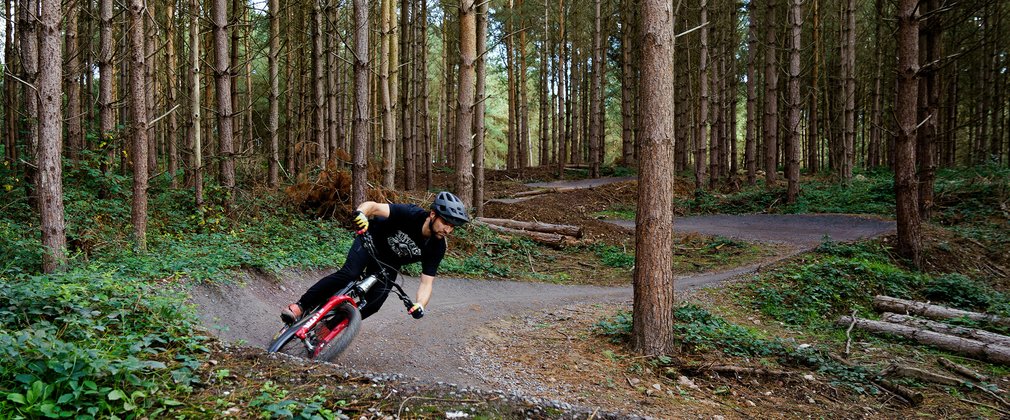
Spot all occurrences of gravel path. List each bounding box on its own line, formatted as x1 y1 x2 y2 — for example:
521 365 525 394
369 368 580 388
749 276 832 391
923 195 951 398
189 213 894 389
189 177 896 398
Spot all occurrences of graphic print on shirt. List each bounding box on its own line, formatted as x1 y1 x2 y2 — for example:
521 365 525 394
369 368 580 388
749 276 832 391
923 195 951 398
388 231 421 258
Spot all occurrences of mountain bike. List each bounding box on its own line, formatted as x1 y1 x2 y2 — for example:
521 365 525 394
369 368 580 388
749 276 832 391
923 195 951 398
266 232 417 362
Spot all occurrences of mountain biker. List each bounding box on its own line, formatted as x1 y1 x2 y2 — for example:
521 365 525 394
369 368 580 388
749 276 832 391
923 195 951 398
280 191 470 324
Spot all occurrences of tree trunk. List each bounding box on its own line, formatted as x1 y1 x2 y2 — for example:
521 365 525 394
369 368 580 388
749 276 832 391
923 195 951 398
312 2 326 168
633 0 676 356
212 0 235 205
556 0 567 177
351 0 369 207
38 0 66 271
869 0 882 169
455 0 476 206
763 0 779 186
785 0 802 203
380 0 396 189
165 1 179 188
838 316 1010 366
190 0 203 207
19 0 39 205
696 0 709 190
588 0 602 178
473 0 488 216
267 0 280 187
895 0 923 268
64 1 82 162
745 0 757 185
917 0 939 220
3 0 14 171
841 0 856 180
401 0 415 189
620 0 634 166
128 0 149 251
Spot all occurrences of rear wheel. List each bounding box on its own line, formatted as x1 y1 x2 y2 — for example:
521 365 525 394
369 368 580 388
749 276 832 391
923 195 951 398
312 302 362 362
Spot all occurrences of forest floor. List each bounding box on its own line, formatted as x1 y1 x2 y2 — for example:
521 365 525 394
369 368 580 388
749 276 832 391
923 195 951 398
185 168 1010 419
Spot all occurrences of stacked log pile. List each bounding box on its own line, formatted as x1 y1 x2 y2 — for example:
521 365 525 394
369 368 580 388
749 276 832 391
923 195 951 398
836 296 1010 366
474 217 582 248
832 296 1010 409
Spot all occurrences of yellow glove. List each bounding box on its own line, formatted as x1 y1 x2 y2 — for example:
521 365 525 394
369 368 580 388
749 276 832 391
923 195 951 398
351 210 369 234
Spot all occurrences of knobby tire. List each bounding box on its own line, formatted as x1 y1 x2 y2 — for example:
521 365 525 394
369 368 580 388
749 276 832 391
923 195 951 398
267 314 314 355
313 302 362 362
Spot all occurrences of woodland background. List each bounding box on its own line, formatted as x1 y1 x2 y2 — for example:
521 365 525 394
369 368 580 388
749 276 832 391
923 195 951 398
3 0 1010 416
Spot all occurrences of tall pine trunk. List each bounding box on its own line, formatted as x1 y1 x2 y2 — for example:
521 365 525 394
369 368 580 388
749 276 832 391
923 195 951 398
267 0 280 187
351 0 369 207
190 0 204 207
128 0 149 251
38 0 66 271
763 0 779 186
785 0 802 203
745 0 757 185
212 0 235 204
455 0 476 205
380 0 396 188
633 0 676 356
473 0 488 216
895 0 923 268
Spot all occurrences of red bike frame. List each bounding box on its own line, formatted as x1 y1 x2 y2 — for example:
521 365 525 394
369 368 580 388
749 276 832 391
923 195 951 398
295 294 356 348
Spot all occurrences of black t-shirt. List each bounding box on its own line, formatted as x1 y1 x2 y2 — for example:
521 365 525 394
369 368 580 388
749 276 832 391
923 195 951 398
366 204 446 276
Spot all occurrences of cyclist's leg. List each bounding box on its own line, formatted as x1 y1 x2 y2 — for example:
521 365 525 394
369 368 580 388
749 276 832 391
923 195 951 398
296 236 369 311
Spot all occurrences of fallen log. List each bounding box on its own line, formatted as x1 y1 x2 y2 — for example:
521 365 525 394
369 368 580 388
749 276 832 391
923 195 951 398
476 217 583 238
473 220 577 248
873 296 1010 327
706 365 793 378
880 363 963 386
938 358 991 383
876 378 925 406
836 316 1010 366
512 187 579 198
881 312 1010 348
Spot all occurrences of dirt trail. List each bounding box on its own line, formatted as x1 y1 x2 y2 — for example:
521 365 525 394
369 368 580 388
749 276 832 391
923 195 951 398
189 216 894 390
190 177 895 399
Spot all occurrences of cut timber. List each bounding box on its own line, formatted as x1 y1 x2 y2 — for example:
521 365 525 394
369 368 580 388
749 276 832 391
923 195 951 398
880 363 962 386
512 187 577 198
881 312 1010 348
938 358 991 383
873 295 1010 327
473 220 577 248
705 365 793 378
477 217 583 238
837 316 1010 366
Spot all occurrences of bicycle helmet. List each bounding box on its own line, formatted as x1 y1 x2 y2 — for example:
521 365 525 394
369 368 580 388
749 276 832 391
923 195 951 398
431 191 470 226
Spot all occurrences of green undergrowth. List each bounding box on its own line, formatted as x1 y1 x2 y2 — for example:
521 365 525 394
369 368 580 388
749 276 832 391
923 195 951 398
0 270 209 418
683 169 897 216
0 157 359 418
681 165 1009 221
745 240 1010 330
594 305 877 394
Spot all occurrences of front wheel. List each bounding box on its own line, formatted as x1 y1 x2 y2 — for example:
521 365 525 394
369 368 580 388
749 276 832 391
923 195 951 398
267 314 315 356
312 302 362 362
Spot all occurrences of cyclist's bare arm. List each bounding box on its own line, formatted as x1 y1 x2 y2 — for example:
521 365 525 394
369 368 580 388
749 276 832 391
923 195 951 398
356 201 390 219
416 274 434 307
